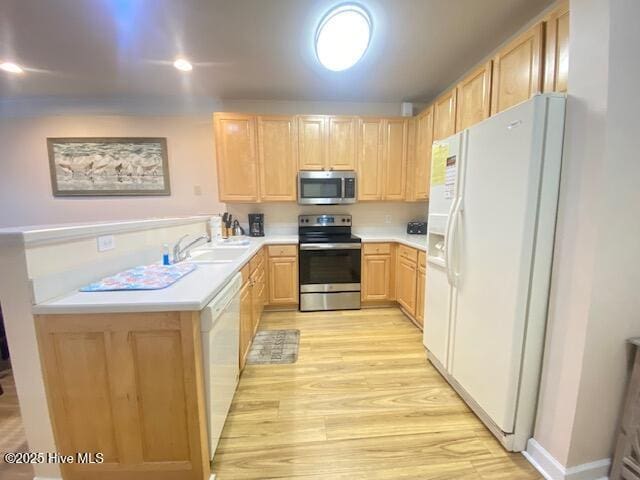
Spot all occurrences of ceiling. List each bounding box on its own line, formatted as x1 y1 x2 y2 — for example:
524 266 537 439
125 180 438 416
0 0 554 105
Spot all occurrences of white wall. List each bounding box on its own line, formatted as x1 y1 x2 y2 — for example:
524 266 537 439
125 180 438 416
532 0 640 471
227 202 427 236
565 0 640 466
0 115 224 228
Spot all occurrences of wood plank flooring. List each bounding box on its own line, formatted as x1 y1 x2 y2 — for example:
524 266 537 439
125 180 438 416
212 308 542 479
0 370 34 480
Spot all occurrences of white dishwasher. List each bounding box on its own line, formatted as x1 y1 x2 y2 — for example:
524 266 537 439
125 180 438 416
200 272 241 460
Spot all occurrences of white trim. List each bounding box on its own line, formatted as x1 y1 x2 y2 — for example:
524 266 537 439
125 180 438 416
0 216 210 247
34 476 62 480
524 439 611 480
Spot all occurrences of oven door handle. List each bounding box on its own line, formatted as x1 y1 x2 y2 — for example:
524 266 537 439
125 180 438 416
299 243 362 250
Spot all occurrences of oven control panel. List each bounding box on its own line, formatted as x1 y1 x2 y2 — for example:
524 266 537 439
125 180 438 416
298 214 352 226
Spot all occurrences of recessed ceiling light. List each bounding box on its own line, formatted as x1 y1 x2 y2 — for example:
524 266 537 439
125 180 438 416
0 62 24 74
315 4 372 72
173 58 193 72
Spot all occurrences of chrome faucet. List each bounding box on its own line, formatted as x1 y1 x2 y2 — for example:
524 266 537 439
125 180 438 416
173 233 210 263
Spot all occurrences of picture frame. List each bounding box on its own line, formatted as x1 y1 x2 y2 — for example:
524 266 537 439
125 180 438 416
47 137 171 196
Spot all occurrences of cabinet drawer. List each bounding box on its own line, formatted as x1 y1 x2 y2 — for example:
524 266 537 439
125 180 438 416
268 244 297 257
241 263 251 284
398 244 418 263
250 248 265 272
363 243 392 255
418 251 427 268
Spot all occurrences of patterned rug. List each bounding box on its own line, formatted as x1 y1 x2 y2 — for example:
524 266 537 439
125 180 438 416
246 330 300 365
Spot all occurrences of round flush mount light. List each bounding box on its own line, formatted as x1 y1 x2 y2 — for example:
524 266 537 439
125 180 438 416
0 62 24 74
315 4 372 71
173 58 193 72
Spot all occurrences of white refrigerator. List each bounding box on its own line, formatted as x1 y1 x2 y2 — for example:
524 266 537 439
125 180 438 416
423 94 566 451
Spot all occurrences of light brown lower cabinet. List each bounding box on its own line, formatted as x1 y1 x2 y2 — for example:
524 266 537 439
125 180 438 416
415 251 427 328
239 278 253 370
361 242 426 330
240 248 268 370
267 245 298 306
35 311 210 480
396 256 418 317
361 243 395 301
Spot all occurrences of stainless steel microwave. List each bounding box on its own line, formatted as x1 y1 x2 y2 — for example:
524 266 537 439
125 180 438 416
298 171 357 205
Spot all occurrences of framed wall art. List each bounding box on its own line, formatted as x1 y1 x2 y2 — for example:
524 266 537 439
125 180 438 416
47 137 170 196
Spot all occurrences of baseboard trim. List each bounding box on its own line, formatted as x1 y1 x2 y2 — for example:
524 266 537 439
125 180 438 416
524 439 611 480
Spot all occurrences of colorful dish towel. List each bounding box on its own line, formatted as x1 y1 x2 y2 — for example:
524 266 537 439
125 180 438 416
80 263 197 292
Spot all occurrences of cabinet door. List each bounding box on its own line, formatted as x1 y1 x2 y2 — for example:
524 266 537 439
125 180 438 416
456 61 492 131
250 270 260 334
357 118 384 200
268 256 298 305
396 257 417 316
416 265 426 329
413 107 434 201
433 89 457 141
239 281 253 370
491 23 543 114
382 118 408 200
214 113 259 202
35 312 208 480
544 1 569 93
257 266 266 325
327 116 357 170
362 254 393 301
258 116 298 201
298 115 327 170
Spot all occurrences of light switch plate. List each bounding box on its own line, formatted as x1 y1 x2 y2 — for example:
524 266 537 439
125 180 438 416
384 215 392 224
97 235 115 252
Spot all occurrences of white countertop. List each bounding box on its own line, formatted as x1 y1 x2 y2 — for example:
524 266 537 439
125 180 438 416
357 232 427 251
32 233 426 315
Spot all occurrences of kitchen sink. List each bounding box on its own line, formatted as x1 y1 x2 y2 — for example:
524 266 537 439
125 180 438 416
187 246 249 264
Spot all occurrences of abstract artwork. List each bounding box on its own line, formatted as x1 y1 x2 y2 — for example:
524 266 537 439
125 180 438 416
47 137 170 196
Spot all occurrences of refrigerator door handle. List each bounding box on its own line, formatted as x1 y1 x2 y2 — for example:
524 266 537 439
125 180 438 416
451 202 464 285
445 197 460 286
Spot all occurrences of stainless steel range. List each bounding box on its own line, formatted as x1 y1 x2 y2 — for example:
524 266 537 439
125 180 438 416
298 214 361 311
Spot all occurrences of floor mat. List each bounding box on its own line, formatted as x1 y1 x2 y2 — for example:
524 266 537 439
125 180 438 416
246 329 300 365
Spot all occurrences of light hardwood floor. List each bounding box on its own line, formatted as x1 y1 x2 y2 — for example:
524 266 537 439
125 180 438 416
0 370 34 479
213 308 542 479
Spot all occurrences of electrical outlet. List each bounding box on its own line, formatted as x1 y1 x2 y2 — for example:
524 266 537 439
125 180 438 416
97 235 115 252
193 184 202 196
384 215 392 224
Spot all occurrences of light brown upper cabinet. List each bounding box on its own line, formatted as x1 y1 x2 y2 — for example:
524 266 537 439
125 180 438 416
544 1 570 93
408 106 433 201
382 118 408 200
298 115 327 170
456 61 492 131
357 118 384 201
298 115 357 171
257 115 298 201
214 113 259 202
491 23 543 114
327 116 358 170
433 89 457 141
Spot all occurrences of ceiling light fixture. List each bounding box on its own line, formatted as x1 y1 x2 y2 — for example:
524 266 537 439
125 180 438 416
315 4 372 72
173 58 193 72
0 62 24 74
